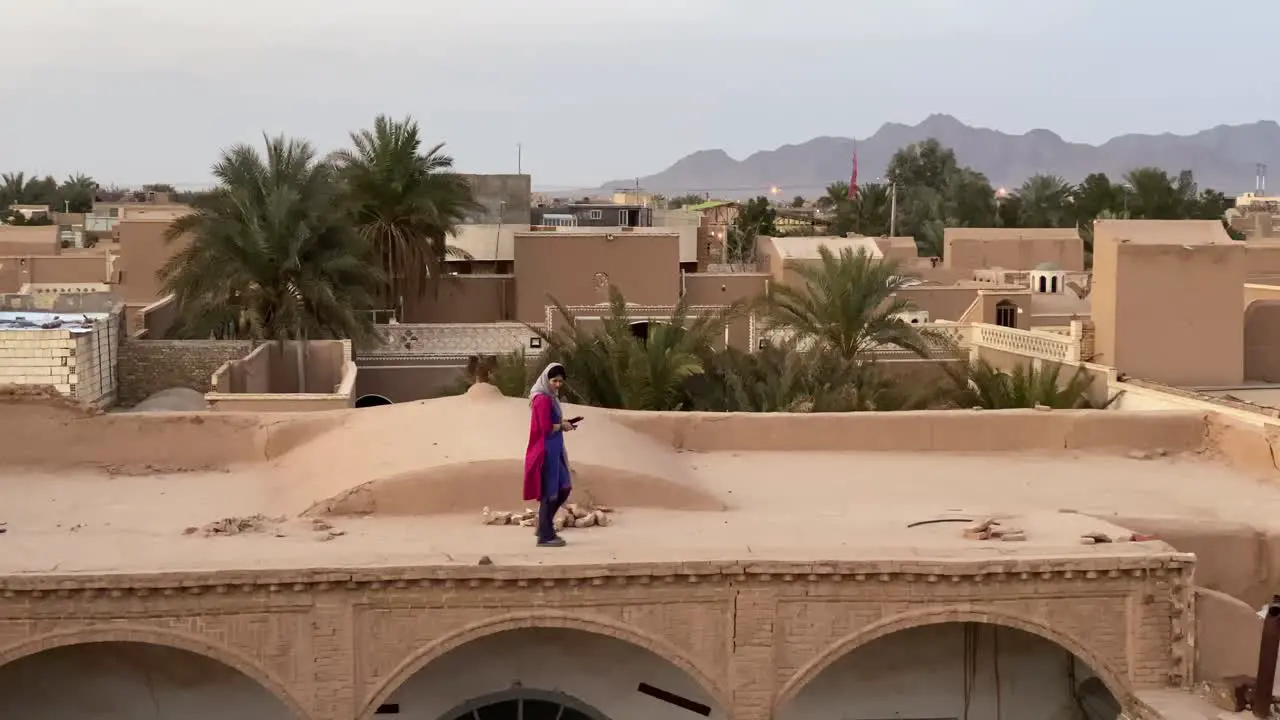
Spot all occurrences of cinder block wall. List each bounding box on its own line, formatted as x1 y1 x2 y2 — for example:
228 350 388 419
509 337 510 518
0 315 121 409
116 339 253 406
0 329 79 396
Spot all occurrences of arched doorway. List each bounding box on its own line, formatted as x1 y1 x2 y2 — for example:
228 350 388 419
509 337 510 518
437 689 607 720
777 622 1122 720
0 640 298 719
994 300 1018 328
366 626 724 720
356 394 394 408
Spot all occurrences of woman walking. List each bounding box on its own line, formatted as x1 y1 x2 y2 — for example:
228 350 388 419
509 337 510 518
524 362 575 548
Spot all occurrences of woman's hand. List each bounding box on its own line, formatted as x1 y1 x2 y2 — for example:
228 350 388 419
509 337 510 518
560 420 576 432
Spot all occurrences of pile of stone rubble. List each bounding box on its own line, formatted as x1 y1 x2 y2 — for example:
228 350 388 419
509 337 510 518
483 503 614 532
964 518 1026 542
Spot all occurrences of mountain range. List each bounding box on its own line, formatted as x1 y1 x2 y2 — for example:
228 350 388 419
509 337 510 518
596 114 1279 199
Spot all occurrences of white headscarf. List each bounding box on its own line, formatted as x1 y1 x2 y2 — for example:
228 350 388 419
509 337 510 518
529 362 565 417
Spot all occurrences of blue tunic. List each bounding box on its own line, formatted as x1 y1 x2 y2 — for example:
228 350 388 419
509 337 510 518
541 399 573 500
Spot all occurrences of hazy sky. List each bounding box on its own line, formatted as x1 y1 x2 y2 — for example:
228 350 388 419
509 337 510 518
6 0 1279 189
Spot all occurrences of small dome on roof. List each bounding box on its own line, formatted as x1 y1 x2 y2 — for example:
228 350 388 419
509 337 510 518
1034 261 1061 271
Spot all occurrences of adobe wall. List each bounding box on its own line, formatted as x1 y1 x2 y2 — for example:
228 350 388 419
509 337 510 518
1192 588 1273 685
0 254 112 293
0 557 1192 720
402 276 515 324
356 360 463 402
116 339 253 406
943 232 1084 272
114 220 185 305
894 286 979 322
607 408 1207 453
1093 235 1245 387
513 232 681 323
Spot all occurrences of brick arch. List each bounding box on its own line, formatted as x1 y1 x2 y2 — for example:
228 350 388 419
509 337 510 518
0 624 310 720
773 606 1132 712
357 610 730 720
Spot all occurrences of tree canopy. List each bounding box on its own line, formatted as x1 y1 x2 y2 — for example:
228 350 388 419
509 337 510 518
819 138 1242 260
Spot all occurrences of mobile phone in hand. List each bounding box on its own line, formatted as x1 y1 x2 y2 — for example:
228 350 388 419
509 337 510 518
567 416 584 425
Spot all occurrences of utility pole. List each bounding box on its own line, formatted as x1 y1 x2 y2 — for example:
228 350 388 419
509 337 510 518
889 182 898 237
517 144 522 175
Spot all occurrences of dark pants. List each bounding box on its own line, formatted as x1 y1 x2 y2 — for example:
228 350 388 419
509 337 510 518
537 489 571 542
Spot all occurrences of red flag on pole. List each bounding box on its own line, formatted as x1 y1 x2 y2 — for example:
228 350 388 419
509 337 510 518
847 141 859 199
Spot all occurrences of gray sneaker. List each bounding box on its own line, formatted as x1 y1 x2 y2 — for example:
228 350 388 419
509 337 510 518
537 537 566 548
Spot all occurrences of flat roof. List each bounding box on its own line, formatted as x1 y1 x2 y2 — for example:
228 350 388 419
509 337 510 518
3 390 1272 577
1095 219 1234 246
771 235 883 260
0 448 1271 575
943 227 1081 241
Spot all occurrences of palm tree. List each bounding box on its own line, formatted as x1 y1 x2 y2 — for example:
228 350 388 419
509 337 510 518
531 286 740 410
693 340 928 412
1122 167 1197 220
57 174 98 213
816 182 851 213
766 245 935 359
1015 174 1074 228
0 172 57 208
830 182 892 237
332 115 480 315
160 134 384 346
0 172 26 207
940 359 1111 409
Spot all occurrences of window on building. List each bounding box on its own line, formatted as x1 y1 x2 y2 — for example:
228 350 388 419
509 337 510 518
1038 276 1047 293
995 300 1017 328
588 209 603 221
1050 276 1059 293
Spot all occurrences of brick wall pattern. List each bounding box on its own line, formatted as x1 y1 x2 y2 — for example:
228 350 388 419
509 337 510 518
116 339 253 406
0 556 1194 720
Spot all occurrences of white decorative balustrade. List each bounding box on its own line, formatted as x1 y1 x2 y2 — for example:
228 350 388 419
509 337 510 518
754 320 1081 364
367 323 539 358
972 323 1079 362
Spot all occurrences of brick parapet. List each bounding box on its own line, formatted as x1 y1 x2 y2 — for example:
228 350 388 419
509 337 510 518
115 338 253 406
0 554 1196 594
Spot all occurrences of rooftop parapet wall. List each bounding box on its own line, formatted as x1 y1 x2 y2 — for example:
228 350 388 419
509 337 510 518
608 408 1206 454
0 390 1208 473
